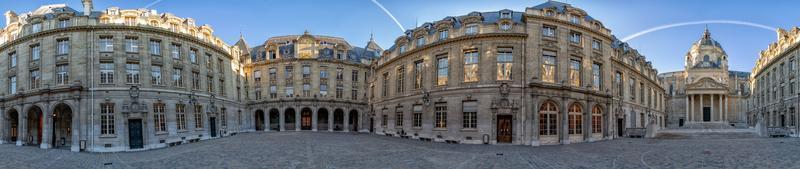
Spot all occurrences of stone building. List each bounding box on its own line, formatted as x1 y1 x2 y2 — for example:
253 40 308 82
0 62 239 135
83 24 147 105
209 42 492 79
369 1 666 146
0 0 248 152
243 32 380 133
659 28 750 128
748 26 800 137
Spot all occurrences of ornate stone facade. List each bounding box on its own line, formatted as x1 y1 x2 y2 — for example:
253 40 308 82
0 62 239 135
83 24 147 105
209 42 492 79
748 26 800 137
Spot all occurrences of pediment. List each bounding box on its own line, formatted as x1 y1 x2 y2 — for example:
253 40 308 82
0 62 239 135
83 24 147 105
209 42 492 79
687 77 727 90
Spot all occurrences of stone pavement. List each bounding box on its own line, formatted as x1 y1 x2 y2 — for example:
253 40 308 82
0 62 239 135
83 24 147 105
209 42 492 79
0 132 798 169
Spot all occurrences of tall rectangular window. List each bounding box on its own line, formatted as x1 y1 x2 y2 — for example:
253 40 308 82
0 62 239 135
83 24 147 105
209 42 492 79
464 50 479 82
124 16 136 26
319 67 328 79
615 72 623 97
9 52 17 68
219 79 225 96
303 83 311 97
497 48 513 81
285 86 294 97
254 70 262 83
542 25 556 37
270 85 277 98
154 103 166 133
208 76 214 93
570 31 582 44
437 56 448 85
416 37 426 47
100 63 114 84
176 104 187 131
9 76 17 94
192 72 200 90
592 39 602 50
151 66 162 85
439 29 449 41
351 89 358 100
58 19 70 28
352 70 359 86
171 44 181 59
56 39 69 55
190 49 197 63
31 23 42 33
465 24 478 35
435 103 447 128
592 63 601 90
630 78 636 101
149 40 161 55
125 63 140 84
31 44 41 61
396 108 404 127
125 37 138 53
302 65 311 78
569 59 581 87
320 84 328 96
99 37 113 52
413 105 422 127
382 72 389 97
173 68 183 87
269 68 277 80
30 69 41 89
336 68 344 80
396 66 405 93
285 66 293 80
56 64 69 85
542 51 557 83
462 101 477 129
335 85 343 99
100 103 115 135
414 60 424 89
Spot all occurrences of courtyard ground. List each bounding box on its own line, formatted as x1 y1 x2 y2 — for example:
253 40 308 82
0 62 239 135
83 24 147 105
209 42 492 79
0 132 797 169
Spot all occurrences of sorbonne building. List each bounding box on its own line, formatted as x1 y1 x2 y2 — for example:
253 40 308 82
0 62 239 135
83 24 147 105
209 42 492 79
658 28 751 129
0 0 671 152
748 26 800 137
370 1 666 145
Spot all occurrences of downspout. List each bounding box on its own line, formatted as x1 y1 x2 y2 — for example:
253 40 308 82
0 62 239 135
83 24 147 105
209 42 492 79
89 26 95 151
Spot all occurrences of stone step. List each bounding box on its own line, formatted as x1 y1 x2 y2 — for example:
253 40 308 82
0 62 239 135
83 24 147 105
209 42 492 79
655 129 758 139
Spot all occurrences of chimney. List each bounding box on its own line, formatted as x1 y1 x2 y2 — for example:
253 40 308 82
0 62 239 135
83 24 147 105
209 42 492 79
4 11 17 25
81 0 93 16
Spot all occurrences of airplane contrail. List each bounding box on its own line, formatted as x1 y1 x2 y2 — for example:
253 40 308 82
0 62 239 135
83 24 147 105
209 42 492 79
144 0 164 8
621 20 776 42
371 0 406 33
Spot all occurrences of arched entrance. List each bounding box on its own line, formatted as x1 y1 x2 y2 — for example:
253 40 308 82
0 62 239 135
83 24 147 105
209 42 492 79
284 108 296 131
269 109 279 131
6 109 19 143
27 106 43 146
255 110 265 131
538 101 559 144
301 108 312 130
333 109 344 131
349 110 359 132
52 104 72 149
317 108 329 131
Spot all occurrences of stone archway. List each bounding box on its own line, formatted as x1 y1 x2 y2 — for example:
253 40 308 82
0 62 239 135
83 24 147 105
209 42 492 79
5 109 19 143
51 103 72 149
334 109 344 131
284 108 296 131
317 108 329 131
301 108 312 130
27 106 44 146
269 109 280 131
255 110 265 131
349 110 359 132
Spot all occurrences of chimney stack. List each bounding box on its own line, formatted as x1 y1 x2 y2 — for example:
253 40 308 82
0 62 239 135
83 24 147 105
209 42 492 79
81 0 93 16
4 11 17 25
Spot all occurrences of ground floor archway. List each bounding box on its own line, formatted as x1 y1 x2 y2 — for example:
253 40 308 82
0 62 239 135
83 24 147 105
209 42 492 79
26 106 44 146
284 108 296 131
349 110 359 132
269 109 279 130
52 103 72 149
318 108 329 131
301 108 312 130
333 109 344 131
6 109 19 143
255 110 265 131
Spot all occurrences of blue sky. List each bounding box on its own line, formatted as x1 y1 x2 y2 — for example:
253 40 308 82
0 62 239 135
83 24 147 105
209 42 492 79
2 0 799 73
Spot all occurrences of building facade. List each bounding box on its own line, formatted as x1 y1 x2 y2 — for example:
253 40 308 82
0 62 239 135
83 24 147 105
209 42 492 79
243 32 380 133
370 1 666 146
0 0 249 152
748 26 800 137
659 29 750 128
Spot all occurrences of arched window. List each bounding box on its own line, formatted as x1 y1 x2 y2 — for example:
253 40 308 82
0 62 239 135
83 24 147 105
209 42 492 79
568 103 582 135
703 55 710 62
539 101 558 136
149 20 159 27
592 106 602 134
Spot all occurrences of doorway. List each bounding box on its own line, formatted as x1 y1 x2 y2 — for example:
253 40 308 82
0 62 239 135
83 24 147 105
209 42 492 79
497 115 513 143
679 119 685 127
703 107 711 122
210 117 218 137
52 104 72 148
617 118 624 137
128 119 143 149
301 108 312 130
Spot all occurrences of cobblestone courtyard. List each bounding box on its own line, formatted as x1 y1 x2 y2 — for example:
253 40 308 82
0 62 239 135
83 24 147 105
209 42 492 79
0 132 798 169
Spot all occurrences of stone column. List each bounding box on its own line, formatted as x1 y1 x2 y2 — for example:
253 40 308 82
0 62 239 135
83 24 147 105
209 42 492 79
312 108 318 131
279 108 285 131
700 94 704 121
530 95 540 146
718 94 723 122
711 94 716 122
343 110 350 132
0 108 4 144
689 95 694 122
561 98 570 144
584 101 591 142
70 101 81 152
264 110 270 132
328 110 334 132
17 107 26 146
40 105 52 149
686 94 690 123
724 95 728 122
295 110 301 131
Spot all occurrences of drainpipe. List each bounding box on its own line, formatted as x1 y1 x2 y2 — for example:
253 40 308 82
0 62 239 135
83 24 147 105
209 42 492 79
89 26 95 151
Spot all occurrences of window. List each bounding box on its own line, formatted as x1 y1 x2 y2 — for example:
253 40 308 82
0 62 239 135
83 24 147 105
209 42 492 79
500 23 511 30
284 66 293 80
190 49 197 63
383 73 389 97
541 51 557 83
269 68 277 80
99 37 113 52
173 68 183 87
464 50 479 82
125 63 140 84
125 37 138 53
320 84 328 96
592 39 602 50
501 12 511 19
542 25 556 37
545 10 555 17
169 23 179 32
194 105 203 130
615 72 623 97
149 40 161 55
207 76 214 93
56 64 69 85
30 69 41 89
396 66 405 93
9 76 17 94
570 32 582 44
462 101 477 129
465 24 478 35
592 106 602 134
382 114 387 126
9 52 17 68
437 56 449 85
31 44 41 61
269 50 277 59
497 48 513 81
302 65 311 78
569 59 581 87
177 104 187 131
568 104 582 135
592 63 601 90
335 85 343 99
124 17 136 26
320 67 328 79
414 60 424 89
285 86 294 97
57 39 69 55
31 23 42 33
336 68 344 80
539 101 558 136
351 89 358 100
254 70 262 82
151 66 162 85
352 70 359 85
100 103 115 135
399 44 407 53
412 105 422 127
416 37 426 47
303 83 311 97
630 78 636 101
219 79 225 96
154 103 166 133
270 85 277 98
396 108 404 127
206 53 213 68
192 72 200 90
439 29 449 41
171 44 181 59
435 103 447 128
570 14 581 24
100 63 114 84
58 19 70 28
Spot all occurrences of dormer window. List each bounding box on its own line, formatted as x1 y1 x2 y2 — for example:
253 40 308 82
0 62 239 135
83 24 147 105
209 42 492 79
399 44 407 53
269 50 276 59
124 17 136 26
170 23 179 32
58 19 70 28
149 20 159 27
545 10 555 17
416 37 425 47
465 24 478 35
31 23 42 33
500 23 511 31
438 29 449 41
570 14 581 24
500 12 511 19
100 18 110 24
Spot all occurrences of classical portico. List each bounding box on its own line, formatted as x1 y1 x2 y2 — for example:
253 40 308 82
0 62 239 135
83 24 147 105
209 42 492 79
685 79 729 123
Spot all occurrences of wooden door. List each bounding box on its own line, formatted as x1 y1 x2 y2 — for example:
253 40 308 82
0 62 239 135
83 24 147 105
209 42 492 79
497 115 513 143
128 119 143 149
